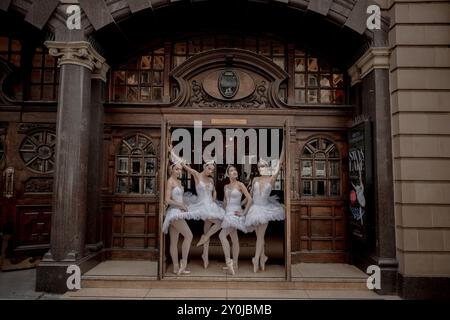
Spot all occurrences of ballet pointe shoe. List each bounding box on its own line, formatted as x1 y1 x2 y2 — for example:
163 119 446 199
252 257 259 273
177 259 190 275
196 235 208 247
260 255 268 271
226 259 235 275
172 263 179 275
201 253 209 269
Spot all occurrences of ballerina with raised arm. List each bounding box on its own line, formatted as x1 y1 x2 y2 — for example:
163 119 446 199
244 144 285 272
181 159 225 268
162 161 195 275
219 165 252 275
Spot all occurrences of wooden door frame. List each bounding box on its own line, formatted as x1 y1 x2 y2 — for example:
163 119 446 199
159 115 292 280
158 117 169 279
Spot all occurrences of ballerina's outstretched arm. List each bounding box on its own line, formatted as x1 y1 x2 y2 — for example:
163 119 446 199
269 142 285 185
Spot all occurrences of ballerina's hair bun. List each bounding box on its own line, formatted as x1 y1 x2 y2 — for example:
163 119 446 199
203 159 216 170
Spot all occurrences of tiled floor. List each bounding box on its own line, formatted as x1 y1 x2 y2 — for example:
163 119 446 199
64 287 394 300
164 260 285 280
0 261 401 300
84 260 158 278
84 260 367 281
292 263 367 279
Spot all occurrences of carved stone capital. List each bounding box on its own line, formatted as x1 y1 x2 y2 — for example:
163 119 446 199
348 65 361 87
44 41 107 79
92 61 110 82
347 47 390 86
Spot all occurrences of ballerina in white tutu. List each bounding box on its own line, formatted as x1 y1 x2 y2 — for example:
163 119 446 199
162 162 195 275
177 159 225 268
219 165 252 275
244 146 285 273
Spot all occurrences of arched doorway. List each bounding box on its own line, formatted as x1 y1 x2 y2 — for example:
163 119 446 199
0 0 394 293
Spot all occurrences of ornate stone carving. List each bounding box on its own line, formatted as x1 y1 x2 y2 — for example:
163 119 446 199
187 80 273 109
44 41 109 81
218 70 239 99
24 178 54 193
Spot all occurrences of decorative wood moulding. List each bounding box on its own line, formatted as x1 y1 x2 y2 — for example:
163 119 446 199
18 123 56 133
24 177 54 193
170 48 289 109
44 41 110 82
347 47 390 86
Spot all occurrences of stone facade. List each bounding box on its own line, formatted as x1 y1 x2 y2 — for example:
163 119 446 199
388 0 450 299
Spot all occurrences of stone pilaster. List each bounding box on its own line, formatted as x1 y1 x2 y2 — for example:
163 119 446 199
348 47 398 295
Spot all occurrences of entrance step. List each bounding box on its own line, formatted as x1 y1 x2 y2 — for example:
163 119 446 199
81 260 369 290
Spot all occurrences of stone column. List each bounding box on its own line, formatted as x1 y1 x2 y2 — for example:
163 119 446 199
348 47 398 295
36 41 107 293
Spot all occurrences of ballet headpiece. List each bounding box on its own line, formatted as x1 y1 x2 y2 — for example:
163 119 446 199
203 159 216 170
224 165 235 178
168 159 184 174
257 158 269 167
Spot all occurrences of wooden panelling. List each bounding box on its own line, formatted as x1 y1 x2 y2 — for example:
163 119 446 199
111 200 159 250
124 203 146 214
291 201 348 263
15 205 52 249
123 217 145 234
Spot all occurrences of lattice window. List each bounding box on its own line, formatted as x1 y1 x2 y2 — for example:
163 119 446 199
0 36 21 67
29 46 59 101
0 36 24 99
111 47 165 102
116 134 157 195
171 36 286 70
300 137 341 197
19 129 56 174
294 49 345 105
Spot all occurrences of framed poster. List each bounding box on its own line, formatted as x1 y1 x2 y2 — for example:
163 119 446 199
348 120 373 242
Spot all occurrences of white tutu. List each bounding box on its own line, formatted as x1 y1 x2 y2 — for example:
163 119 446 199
162 185 200 234
162 205 200 234
184 180 225 220
243 180 285 228
184 192 225 220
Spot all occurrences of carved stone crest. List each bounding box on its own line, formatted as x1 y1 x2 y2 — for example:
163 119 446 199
218 70 239 99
